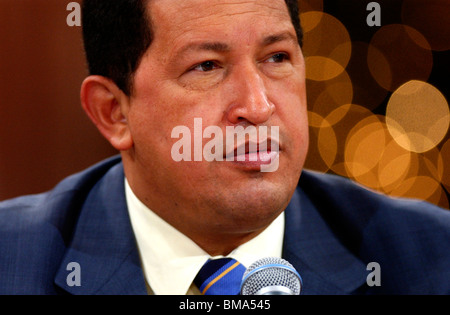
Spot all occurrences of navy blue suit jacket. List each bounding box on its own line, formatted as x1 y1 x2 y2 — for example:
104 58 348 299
1 156 449 295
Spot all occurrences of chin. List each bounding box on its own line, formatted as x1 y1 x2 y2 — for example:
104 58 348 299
210 183 291 228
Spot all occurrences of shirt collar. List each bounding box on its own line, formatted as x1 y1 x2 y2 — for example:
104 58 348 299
125 179 285 295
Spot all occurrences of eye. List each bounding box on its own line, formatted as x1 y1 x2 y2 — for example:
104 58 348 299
191 61 219 72
266 53 290 63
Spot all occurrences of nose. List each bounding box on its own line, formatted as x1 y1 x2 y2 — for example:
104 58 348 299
225 64 275 125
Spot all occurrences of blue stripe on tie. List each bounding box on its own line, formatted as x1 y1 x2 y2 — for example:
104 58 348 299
194 258 246 295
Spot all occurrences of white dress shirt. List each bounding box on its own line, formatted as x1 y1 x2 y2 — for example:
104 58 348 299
125 179 285 295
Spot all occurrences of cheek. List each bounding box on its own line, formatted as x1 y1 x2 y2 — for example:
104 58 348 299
127 96 175 168
272 75 308 126
292 94 310 157
274 79 309 157
128 89 224 169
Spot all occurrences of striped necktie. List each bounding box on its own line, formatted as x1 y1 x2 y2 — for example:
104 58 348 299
194 258 246 295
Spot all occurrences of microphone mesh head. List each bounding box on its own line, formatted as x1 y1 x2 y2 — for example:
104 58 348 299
241 257 302 295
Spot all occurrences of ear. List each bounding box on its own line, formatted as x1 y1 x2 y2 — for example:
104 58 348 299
80 76 133 151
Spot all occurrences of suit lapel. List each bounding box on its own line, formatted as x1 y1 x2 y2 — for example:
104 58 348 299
54 163 147 295
283 187 368 295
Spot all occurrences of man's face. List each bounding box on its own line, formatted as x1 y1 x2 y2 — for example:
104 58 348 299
124 0 308 238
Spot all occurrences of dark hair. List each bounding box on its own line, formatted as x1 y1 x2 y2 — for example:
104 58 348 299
82 0 303 96
285 0 304 48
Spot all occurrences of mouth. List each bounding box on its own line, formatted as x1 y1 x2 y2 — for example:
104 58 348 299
224 139 280 165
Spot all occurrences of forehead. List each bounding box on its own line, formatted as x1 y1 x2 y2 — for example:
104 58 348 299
147 0 293 45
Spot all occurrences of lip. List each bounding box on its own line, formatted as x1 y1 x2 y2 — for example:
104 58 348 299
224 139 280 165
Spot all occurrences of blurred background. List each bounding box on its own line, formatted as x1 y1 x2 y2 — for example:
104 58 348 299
0 0 117 200
300 0 450 210
0 0 449 210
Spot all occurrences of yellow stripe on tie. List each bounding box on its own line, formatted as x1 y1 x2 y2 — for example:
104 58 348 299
202 261 241 295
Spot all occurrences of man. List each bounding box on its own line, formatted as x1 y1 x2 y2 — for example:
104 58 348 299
0 0 449 295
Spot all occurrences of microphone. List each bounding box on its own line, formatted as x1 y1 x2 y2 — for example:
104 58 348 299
240 257 302 295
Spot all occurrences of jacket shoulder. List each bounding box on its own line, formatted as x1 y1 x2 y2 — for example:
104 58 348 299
300 169 450 223
0 155 122 229
0 155 122 294
299 170 450 294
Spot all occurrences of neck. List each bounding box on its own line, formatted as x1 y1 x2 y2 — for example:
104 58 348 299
182 229 267 257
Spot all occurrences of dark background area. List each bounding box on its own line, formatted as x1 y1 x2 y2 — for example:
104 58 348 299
0 0 117 200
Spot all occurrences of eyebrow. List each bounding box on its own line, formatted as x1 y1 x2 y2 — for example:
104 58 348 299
261 31 298 47
175 31 298 58
176 42 231 58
